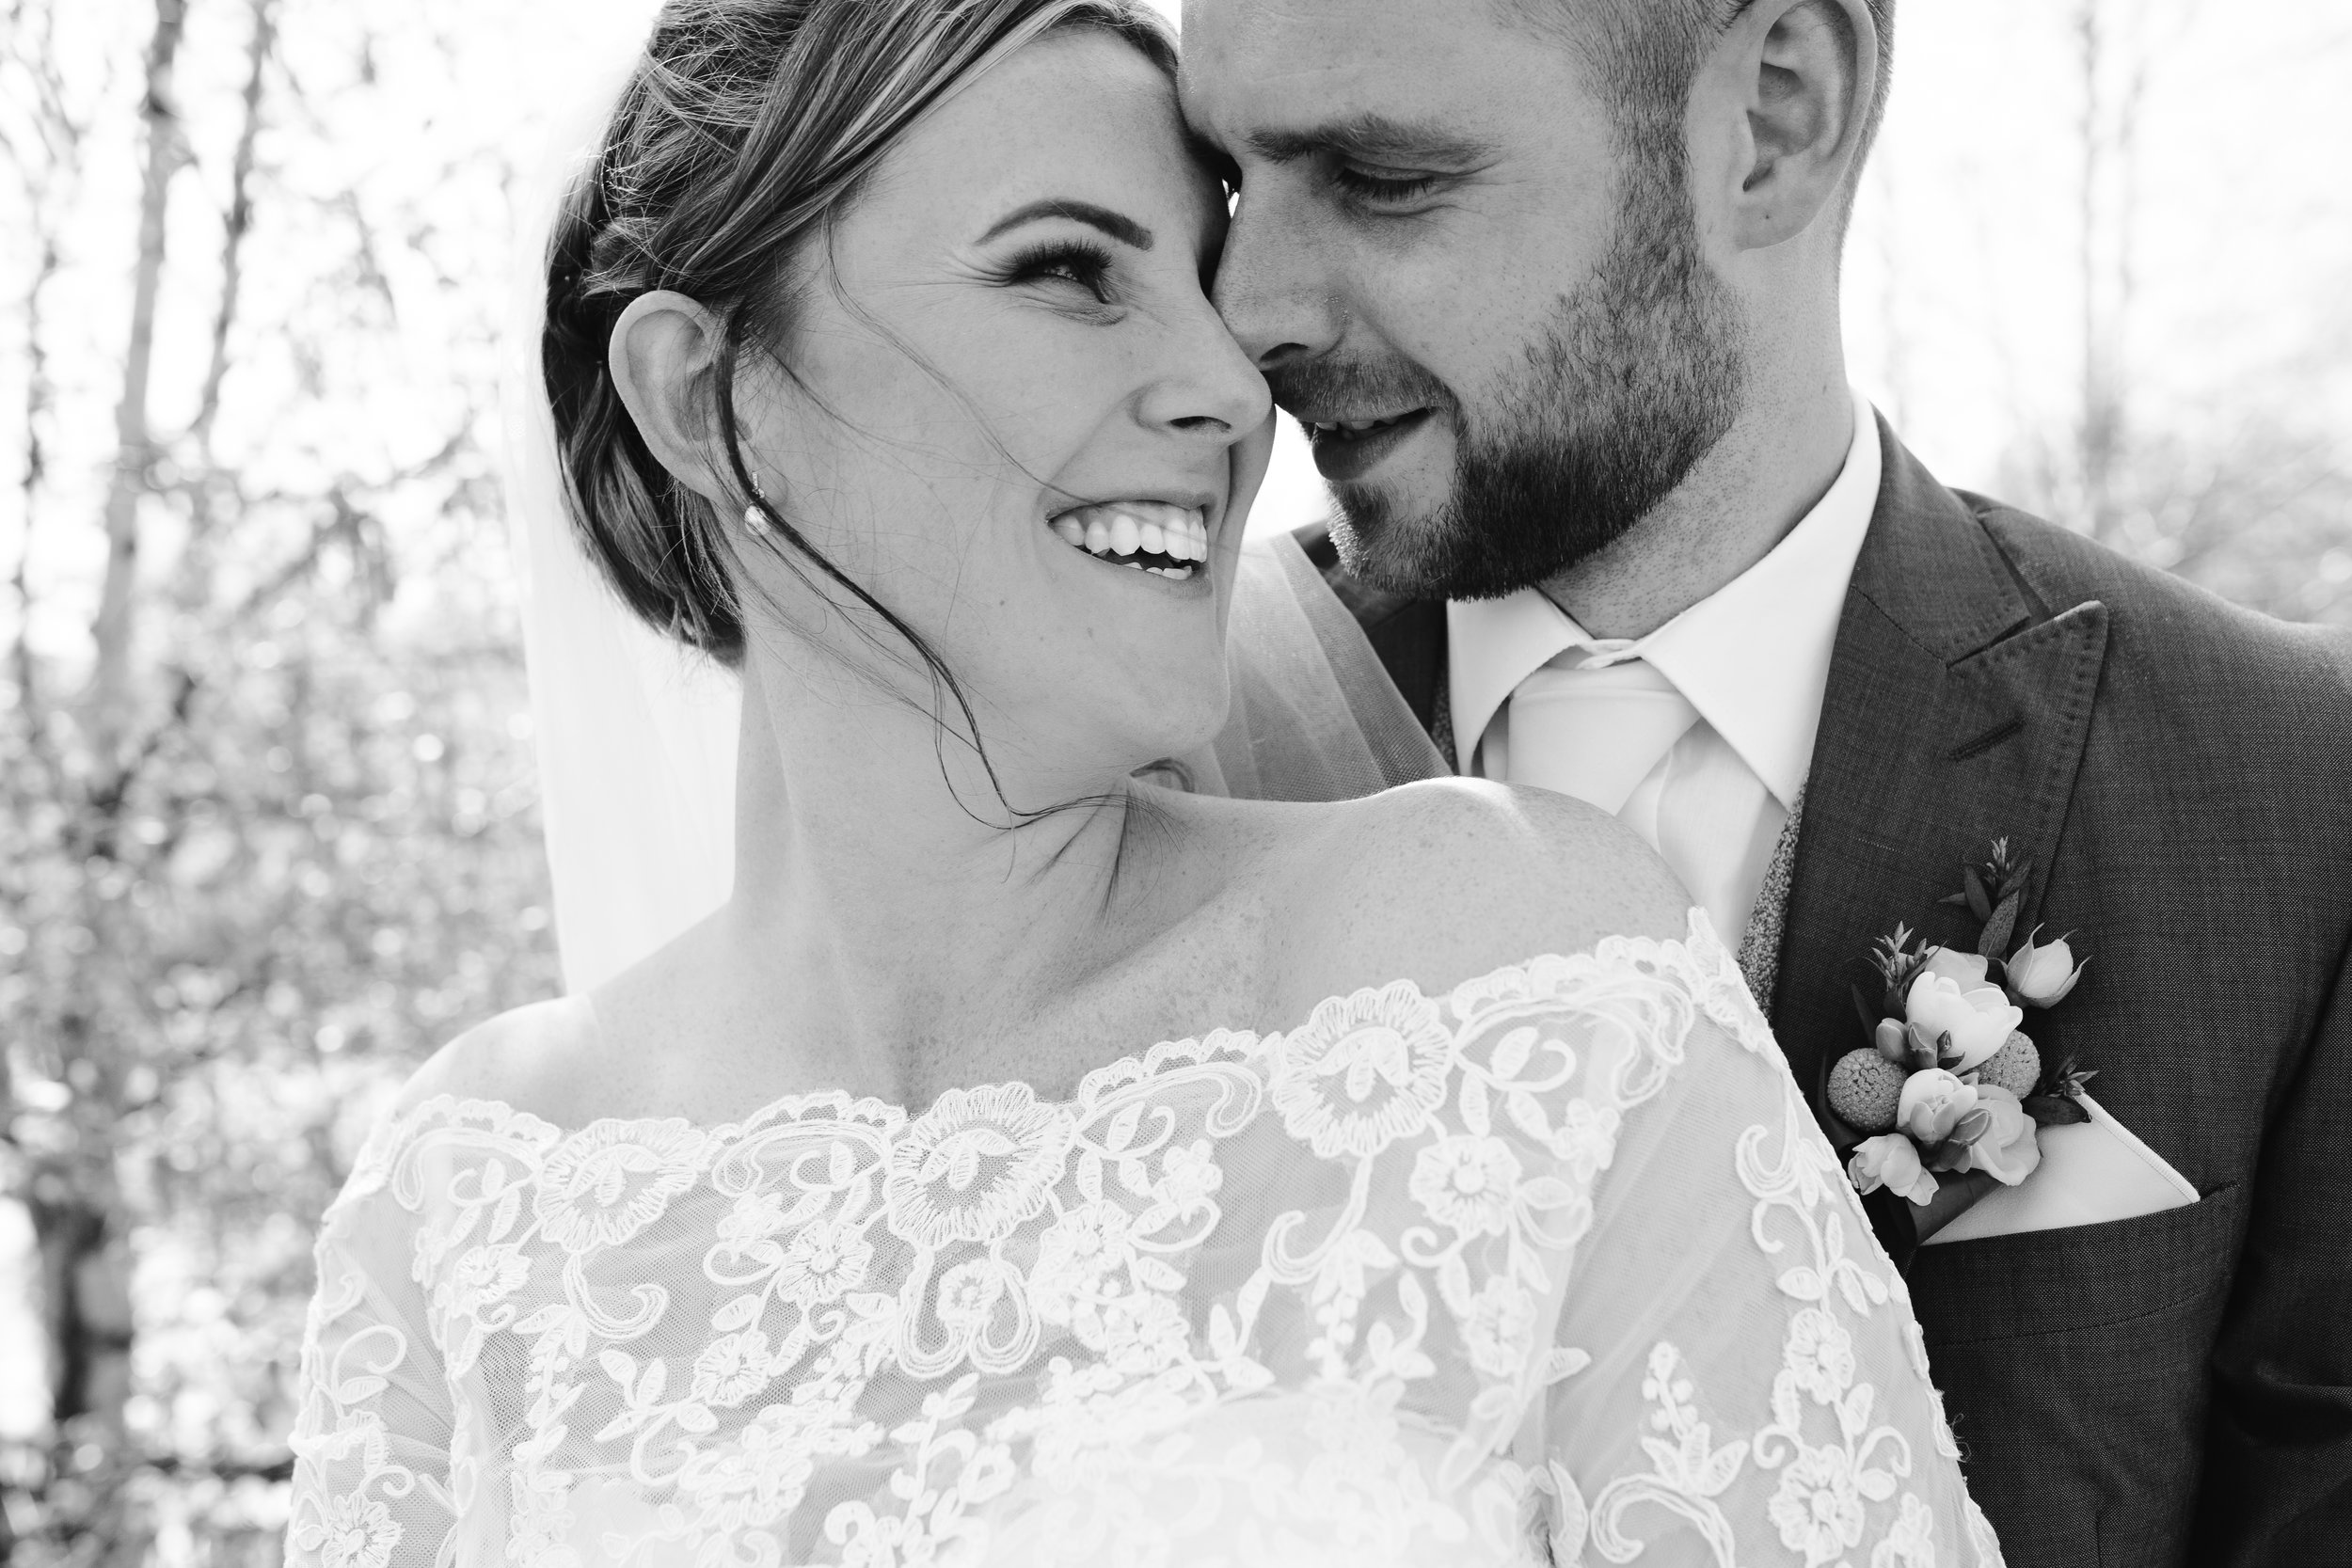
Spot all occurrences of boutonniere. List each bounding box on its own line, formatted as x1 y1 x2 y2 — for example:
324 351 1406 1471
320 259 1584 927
1820 839 2098 1218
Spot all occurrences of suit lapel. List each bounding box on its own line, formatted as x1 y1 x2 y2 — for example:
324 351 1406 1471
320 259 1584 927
1769 422 2110 1098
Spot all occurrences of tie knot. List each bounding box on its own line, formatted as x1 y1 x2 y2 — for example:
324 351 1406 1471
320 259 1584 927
1525 652 1680 694
1504 656 1701 815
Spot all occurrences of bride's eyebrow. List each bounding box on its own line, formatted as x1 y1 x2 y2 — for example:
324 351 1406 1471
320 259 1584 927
977 199 1154 249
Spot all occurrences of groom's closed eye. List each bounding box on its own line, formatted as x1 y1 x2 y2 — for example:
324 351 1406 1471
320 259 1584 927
1242 113 1497 214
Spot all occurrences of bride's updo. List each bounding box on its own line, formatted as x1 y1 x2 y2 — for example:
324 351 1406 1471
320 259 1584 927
542 0 1175 666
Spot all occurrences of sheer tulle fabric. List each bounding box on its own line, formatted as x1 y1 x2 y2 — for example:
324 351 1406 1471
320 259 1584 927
287 911 1999 1567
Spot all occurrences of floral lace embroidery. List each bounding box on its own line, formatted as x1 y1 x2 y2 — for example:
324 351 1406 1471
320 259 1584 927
286 911 1994 1568
1576 958 1982 1568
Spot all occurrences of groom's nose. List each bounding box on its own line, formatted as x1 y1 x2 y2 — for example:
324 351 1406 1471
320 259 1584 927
1214 183 1343 377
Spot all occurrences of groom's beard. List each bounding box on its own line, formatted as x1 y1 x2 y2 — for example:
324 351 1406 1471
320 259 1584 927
1287 184 1748 603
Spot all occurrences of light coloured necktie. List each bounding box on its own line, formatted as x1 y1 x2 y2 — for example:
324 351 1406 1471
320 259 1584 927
1502 655 1702 815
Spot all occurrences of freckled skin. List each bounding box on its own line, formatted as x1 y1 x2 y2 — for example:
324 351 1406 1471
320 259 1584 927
737 30 1271 774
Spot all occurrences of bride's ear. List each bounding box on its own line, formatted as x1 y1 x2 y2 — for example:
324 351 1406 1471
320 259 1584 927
609 290 733 504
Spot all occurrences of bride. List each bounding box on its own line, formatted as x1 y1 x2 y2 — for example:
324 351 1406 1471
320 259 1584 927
288 2 1994 1564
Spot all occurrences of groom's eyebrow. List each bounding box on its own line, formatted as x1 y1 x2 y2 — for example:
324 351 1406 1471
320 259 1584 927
1245 113 1496 167
977 199 1154 249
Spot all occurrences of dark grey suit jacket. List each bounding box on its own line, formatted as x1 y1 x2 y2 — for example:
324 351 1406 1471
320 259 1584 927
1303 420 2352 1567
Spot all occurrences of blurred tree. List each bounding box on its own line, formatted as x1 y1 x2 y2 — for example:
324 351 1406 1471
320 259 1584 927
0 0 561 1560
1998 0 2352 626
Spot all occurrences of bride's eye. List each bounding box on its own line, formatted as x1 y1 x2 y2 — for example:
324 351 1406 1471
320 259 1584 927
1002 240 1118 304
1333 164 1441 209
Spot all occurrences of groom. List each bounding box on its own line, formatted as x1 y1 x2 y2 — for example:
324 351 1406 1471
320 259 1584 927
1181 1 2352 1564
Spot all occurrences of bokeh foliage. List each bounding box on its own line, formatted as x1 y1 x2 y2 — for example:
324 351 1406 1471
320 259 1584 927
1 0 561 1560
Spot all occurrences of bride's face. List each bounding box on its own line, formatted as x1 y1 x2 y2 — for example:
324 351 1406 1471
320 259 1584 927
740 28 1270 773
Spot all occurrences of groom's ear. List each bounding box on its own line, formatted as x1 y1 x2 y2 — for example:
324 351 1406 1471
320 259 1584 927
609 291 733 506
1708 0 1879 253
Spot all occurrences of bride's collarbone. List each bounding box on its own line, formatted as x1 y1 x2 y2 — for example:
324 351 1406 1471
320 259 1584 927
532 871 1286 1127
443 786 1675 1132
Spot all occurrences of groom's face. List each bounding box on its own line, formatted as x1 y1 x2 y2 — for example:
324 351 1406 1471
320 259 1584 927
1182 0 1745 598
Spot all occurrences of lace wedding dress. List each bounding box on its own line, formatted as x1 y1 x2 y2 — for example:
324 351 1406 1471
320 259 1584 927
287 911 2000 1567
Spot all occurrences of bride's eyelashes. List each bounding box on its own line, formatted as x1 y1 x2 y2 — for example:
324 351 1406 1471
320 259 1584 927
994 239 1120 309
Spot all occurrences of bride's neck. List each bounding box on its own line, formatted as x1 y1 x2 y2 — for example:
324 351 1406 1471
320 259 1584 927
719 657 1169 1075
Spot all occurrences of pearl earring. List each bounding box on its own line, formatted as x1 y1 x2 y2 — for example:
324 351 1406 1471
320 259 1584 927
742 475 773 538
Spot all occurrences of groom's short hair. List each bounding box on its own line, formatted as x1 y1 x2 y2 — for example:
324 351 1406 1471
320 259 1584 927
1507 0 1896 198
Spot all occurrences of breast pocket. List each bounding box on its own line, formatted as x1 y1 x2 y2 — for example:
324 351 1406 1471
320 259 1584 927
1907 1183 2247 1568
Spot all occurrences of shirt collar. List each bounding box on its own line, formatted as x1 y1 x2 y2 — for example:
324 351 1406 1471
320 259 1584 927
1446 388 1882 808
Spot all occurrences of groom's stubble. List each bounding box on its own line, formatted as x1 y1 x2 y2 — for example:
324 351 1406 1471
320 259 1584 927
1281 134 1749 603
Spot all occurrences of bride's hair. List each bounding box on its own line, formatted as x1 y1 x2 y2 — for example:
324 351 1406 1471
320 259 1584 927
541 0 1175 671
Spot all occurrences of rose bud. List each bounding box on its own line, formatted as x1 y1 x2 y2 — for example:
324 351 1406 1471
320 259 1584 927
1957 1085 2043 1185
2008 933 2086 1006
1904 972 2026 1073
1917 946 1992 989
1874 1017 1911 1064
1898 1068 1981 1146
1849 1133 1939 1207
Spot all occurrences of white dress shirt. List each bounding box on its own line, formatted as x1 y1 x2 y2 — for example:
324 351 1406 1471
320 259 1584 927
1447 389 1882 942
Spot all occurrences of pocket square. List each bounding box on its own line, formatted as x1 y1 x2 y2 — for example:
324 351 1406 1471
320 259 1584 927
1922 1091 2198 1245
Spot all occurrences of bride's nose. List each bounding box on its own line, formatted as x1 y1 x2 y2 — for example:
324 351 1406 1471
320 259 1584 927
1135 302 1273 441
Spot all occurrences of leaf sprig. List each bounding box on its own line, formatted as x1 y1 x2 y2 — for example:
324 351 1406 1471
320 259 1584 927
1940 836 2033 959
2022 1055 2099 1126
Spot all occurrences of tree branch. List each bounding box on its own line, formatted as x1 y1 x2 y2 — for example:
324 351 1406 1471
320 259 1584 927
86 0 190 770
186 0 278 466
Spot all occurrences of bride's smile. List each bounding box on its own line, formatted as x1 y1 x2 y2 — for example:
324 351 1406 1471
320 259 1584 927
597 24 1267 800
536 15 1289 1131
1046 498 1215 580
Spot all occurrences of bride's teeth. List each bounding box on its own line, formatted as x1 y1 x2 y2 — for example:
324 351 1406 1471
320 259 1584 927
1046 501 1211 571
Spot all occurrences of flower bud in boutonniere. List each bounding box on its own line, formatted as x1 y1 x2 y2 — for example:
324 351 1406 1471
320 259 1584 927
1956 1085 2042 1185
2007 931 2086 1006
1904 971 2026 1072
1897 1068 1980 1145
1916 946 1992 989
1849 1133 1939 1207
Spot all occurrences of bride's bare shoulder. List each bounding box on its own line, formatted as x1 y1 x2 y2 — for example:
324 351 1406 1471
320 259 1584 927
391 994 605 1123
1264 779 1693 1011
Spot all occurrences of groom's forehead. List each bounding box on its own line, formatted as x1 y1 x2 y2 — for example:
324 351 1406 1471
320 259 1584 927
1179 0 1595 141
1183 0 1510 78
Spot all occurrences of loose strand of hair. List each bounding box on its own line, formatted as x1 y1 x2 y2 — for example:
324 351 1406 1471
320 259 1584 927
708 319 1030 829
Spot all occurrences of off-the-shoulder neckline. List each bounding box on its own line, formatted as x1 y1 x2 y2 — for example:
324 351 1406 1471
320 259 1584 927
393 909 1730 1145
